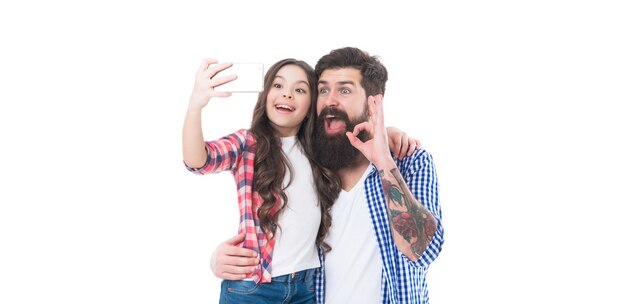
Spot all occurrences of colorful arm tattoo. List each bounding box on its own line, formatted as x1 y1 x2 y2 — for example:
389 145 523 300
380 168 437 259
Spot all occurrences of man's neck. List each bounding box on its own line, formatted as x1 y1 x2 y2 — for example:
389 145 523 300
337 155 370 192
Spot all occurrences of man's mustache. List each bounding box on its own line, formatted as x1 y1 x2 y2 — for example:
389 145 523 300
318 107 350 124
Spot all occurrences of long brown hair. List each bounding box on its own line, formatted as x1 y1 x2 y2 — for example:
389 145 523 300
250 58 341 253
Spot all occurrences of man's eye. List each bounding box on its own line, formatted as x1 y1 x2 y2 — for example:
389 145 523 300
341 88 351 94
319 88 328 94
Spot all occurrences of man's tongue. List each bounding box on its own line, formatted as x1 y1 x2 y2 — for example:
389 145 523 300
326 118 347 134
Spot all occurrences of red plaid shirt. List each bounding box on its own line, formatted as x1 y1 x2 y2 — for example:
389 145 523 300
186 129 279 283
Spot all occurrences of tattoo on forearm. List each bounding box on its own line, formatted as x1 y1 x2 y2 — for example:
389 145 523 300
380 168 437 259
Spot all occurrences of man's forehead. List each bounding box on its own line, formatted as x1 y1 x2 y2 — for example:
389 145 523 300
318 67 361 85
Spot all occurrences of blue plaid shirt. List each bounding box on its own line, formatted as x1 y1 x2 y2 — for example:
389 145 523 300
315 149 444 303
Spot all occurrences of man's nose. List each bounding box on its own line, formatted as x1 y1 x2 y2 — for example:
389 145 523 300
323 91 339 107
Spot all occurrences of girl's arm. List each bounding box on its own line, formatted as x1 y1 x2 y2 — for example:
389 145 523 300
183 58 236 168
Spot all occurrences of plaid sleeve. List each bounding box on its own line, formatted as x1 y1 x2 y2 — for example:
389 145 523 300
314 245 325 303
185 129 248 175
397 149 445 268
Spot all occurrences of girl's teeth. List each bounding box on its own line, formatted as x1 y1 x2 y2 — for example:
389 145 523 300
277 105 293 111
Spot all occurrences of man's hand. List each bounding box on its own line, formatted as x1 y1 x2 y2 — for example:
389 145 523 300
346 94 395 168
348 95 437 261
210 233 259 280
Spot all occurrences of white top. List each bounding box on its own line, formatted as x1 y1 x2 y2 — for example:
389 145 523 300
324 164 382 303
270 136 321 277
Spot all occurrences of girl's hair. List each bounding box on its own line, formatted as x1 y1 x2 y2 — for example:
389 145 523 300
250 58 341 253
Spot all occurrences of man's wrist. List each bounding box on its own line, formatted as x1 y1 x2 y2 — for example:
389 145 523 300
373 155 396 171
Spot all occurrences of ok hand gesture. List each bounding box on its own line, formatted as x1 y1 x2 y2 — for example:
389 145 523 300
346 94 395 167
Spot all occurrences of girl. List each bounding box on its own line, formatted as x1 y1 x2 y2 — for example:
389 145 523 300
182 58 417 303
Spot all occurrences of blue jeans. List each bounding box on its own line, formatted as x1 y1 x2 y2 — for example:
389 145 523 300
219 268 316 304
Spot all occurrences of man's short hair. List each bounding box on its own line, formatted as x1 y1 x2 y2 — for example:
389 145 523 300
315 47 388 97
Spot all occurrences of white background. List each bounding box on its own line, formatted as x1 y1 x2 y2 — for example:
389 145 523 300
1 0 625 303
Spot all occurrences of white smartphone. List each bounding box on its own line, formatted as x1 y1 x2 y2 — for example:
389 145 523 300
215 63 264 93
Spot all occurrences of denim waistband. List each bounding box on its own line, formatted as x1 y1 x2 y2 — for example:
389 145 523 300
270 268 316 283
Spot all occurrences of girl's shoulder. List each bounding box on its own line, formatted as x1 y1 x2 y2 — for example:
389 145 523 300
223 129 253 141
229 129 257 148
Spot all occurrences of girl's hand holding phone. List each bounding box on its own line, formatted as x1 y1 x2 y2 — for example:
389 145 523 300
188 59 236 110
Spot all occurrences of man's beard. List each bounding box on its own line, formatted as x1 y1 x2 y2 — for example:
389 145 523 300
313 106 370 171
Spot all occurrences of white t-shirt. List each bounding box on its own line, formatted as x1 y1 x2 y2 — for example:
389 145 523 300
324 164 382 303
270 136 321 277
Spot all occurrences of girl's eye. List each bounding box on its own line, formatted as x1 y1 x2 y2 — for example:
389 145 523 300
273 83 283 89
296 88 306 94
